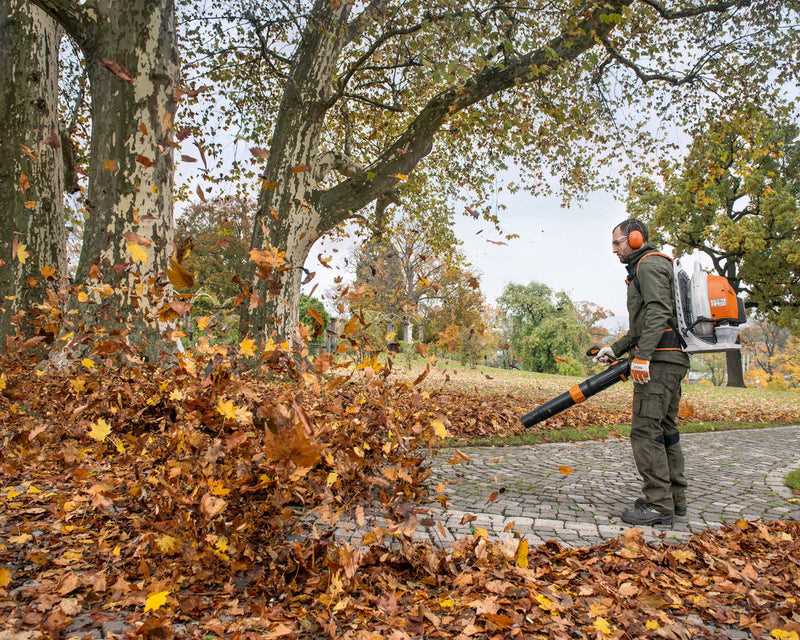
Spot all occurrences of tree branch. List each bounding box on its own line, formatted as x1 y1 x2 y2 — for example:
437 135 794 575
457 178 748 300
346 0 389 43
28 0 95 50
344 91 404 112
316 0 633 221
600 34 700 85
638 0 752 20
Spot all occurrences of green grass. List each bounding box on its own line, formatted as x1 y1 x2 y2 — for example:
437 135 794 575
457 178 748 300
786 467 800 494
444 421 799 448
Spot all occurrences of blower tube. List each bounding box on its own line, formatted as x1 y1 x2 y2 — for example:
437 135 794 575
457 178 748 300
520 359 631 428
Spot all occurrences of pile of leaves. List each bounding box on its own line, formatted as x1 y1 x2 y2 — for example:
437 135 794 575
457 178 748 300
2 347 800 638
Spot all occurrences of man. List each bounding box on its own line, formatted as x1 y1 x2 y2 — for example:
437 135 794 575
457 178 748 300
594 219 690 527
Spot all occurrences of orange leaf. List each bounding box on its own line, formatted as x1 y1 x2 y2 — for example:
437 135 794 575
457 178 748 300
100 58 134 83
136 154 154 167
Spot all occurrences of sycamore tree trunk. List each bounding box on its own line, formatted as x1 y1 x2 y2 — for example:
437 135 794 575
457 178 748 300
32 0 179 349
0 0 65 348
241 0 352 342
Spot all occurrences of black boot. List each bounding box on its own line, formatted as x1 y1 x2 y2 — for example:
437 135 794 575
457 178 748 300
622 502 673 526
635 497 686 517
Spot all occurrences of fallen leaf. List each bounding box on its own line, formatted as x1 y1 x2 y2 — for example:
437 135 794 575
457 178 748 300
144 590 169 612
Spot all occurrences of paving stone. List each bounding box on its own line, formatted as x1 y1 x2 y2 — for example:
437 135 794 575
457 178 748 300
328 425 800 549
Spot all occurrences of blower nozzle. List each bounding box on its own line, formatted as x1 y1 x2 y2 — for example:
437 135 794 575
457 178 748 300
520 349 630 428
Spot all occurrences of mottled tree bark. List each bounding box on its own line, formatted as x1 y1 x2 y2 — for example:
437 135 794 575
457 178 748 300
0 0 65 348
31 0 179 352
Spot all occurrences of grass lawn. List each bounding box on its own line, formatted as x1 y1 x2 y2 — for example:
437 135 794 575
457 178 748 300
786 468 800 494
388 355 800 445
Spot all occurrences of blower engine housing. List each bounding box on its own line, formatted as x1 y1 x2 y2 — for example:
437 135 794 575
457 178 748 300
674 260 746 353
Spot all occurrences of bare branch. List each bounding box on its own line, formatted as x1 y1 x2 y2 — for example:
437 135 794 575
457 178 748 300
600 34 700 85
344 91 404 112
638 0 752 20
28 0 95 49
346 0 390 43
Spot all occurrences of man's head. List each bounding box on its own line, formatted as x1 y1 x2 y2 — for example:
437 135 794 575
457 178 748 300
612 218 648 263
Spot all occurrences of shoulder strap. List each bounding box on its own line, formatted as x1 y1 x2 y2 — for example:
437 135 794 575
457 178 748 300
635 251 673 278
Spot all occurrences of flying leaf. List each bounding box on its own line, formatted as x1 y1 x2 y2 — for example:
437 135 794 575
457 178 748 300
40 265 56 279
196 184 206 203
13 240 28 265
24 200 37 209
196 316 210 331
87 418 111 442
0 567 11 588
19 172 30 193
515 538 529 568
289 164 310 173
559 465 574 476
20 144 36 160
127 241 150 264
431 418 449 438
239 338 256 357
100 58 135 83
136 154 154 168
0 373 6 392
216 398 237 421
250 147 269 159
144 590 169 612
81 358 95 370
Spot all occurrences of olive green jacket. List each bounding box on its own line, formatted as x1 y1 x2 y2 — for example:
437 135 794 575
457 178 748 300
611 244 690 367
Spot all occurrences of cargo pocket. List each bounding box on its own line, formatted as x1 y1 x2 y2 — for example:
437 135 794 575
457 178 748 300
635 385 666 420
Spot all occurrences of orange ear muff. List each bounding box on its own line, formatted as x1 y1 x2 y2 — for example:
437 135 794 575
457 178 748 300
628 229 644 250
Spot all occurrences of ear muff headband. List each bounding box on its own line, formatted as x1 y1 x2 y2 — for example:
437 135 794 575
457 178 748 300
627 229 644 250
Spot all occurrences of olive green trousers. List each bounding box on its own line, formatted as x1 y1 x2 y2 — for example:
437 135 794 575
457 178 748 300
631 361 689 514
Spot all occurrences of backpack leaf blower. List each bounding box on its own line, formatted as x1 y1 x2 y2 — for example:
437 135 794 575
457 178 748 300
520 257 746 428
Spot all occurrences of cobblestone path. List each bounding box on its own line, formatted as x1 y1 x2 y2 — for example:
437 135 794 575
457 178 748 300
335 425 800 548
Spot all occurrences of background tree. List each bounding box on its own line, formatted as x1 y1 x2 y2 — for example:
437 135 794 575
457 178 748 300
176 196 254 317
497 281 592 374
0 0 65 346
741 314 791 381
177 0 798 341
628 106 800 387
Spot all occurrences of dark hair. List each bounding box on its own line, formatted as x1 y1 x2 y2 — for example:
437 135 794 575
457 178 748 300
613 218 648 242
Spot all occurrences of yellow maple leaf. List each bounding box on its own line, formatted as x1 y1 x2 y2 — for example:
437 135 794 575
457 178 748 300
473 527 488 539
645 619 660 630
535 593 557 612
515 538 529 568
208 479 230 496
0 373 6 392
431 418 449 438
216 398 236 420
239 337 256 357
110 435 126 454
326 472 338 487
439 597 455 609
156 535 179 554
15 243 29 264
196 315 210 331
0 567 11 588
87 418 111 442
70 377 86 394
127 241 149 264
77 290 89 303
772 631 800 640
81 358 95 370
168 388 185 401
670 549 695 564
144 590 169 613
594 617 612 635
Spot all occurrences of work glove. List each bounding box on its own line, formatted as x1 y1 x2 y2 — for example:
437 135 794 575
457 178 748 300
631 357 651 384
593 346 617 364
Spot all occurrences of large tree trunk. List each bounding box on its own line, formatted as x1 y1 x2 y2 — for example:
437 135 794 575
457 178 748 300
0 0 65 348
726 349 746 388
242 1 351 342
31 0 179 352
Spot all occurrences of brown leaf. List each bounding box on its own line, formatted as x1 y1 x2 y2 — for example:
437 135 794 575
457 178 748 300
200 493 227 519
100 58 135 83
136 154 154 167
